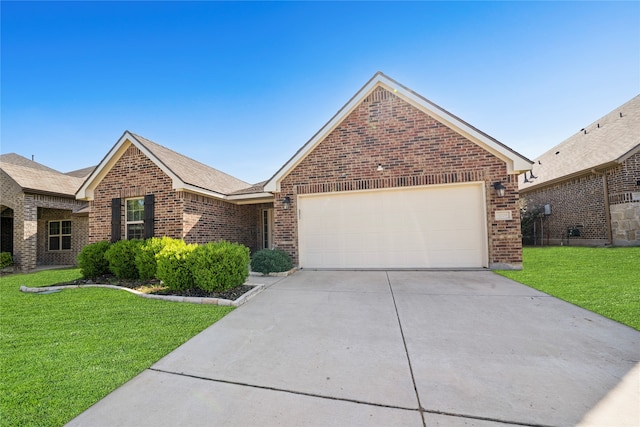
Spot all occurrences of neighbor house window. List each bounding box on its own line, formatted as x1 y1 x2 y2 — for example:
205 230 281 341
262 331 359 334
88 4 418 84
49 220 71 251
126 198 145 240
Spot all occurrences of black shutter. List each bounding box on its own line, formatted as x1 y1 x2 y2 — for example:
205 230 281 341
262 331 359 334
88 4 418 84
111 198 121 242
144 194 155 239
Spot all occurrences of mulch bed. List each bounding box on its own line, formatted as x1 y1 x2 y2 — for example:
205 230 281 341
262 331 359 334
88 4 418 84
53 274 254 301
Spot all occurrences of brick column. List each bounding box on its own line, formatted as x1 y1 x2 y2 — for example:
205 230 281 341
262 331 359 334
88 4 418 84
19 196 38 272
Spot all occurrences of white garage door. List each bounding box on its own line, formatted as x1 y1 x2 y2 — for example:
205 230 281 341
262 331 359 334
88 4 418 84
298 183 487 269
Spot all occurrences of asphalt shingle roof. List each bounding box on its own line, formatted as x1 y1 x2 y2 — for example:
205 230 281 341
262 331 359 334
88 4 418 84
0 153 90 197
130 133 253 195
520 95 640 191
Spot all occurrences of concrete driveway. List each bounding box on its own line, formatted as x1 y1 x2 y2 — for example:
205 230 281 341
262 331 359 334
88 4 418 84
67 271 639 427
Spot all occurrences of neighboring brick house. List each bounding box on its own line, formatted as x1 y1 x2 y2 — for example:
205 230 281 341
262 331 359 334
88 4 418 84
0 154 93 272
519 95 640 246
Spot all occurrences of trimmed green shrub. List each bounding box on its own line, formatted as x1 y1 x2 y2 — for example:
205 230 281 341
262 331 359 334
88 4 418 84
156 239 197 290
0 252 13 269
77 241 111 279
104 239 143 280
190 241 250 292
136 237 173 280
251 249 292 275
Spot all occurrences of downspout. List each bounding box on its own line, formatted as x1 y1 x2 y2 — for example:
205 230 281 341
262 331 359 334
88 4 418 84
592 168 612 245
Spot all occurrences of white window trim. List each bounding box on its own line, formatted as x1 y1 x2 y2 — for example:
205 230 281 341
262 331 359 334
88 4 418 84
48 220 72 251
125 197 145 240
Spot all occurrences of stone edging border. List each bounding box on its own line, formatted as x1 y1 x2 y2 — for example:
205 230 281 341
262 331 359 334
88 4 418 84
249 268 297 277
19 283 265 307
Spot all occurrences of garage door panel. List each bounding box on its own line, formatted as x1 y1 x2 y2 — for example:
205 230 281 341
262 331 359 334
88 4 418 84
298 184 487 269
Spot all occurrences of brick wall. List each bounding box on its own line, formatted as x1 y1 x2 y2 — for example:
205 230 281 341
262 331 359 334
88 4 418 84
180 192 258 250
522 152 640 246
522 174 608 245
90 144 183 242
608 151 640 196
37 208 88 266
91 143 259 250
274 87 522 268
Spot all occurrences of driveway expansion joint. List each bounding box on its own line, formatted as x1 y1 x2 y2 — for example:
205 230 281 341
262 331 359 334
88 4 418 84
386 271 427 427
148 367 420 413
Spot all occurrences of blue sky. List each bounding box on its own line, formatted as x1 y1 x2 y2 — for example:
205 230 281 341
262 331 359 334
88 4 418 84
2 1 639 184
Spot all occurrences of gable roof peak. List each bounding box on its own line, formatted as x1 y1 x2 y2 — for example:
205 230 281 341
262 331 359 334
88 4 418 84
77 130 253 201
264 72 531 192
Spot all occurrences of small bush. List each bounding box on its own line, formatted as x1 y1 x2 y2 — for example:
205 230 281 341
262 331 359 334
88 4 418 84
77 241 111 279
0 252 13 269
104 239 143 280
156 239 197 290
136 237 173 280
190 241 250 292
251 249 292 275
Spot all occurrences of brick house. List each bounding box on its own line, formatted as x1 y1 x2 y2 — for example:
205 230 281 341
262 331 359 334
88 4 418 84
78 72 531 270
519 95 640 247
0 153 94 271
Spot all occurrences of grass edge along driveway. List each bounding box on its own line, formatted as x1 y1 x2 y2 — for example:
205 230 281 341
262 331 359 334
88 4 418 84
497 246 640 331
0 268 234 427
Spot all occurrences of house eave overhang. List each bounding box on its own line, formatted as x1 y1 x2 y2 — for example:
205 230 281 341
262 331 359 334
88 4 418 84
177 186 274 205
77 131 189 201
227 192 274 205
264 72 532 193
519 160 621 193
175 184 228 200
24 188 77 199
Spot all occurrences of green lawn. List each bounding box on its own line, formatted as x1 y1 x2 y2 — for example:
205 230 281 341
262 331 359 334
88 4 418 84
0 268 234 427
497 246 640 331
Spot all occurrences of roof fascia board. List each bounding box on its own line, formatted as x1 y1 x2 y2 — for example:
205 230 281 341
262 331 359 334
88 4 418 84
227 192 274 203
76 131 186 201
24 189 77 199
176 184 228 200
178 187 273 205
616 143 640 164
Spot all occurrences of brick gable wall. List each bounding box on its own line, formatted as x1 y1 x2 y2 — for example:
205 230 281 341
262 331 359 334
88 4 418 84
90 144 183 242
274 87 522 268
90 144 259 250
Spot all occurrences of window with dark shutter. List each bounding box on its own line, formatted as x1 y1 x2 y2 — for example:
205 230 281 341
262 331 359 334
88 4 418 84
111 198 121 242
144 194 155 239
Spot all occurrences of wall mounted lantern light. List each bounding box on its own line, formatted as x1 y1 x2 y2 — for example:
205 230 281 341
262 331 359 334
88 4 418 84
377 163 384 172
283 196 291 210
493 181 506 197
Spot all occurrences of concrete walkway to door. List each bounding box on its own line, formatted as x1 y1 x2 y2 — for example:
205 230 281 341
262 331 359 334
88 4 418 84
67 271 639 427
